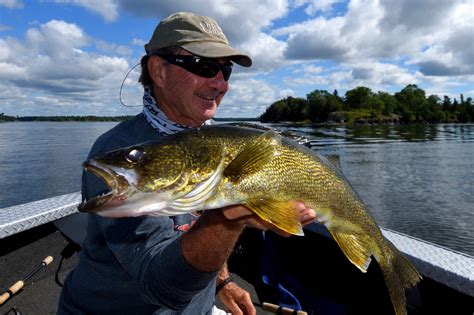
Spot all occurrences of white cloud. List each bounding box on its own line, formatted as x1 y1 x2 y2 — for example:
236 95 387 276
304 65 323 74
218 77 283 118
23 20 89 59
277 0 472 64
49 0 119 22
411 1 474 77
95 39 133 56
131 38 146 46
0 0 23 9
292 0 343 16
240 33 288 72
0 24 12 31
282 60 417 96
346 62 417 91
0 39 11 59
0 20 136 116
272 0 474 96
273 16 348 60
0 61 25 78
117 0 288 48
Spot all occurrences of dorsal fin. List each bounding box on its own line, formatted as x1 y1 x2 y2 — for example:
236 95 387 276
224 130 281 182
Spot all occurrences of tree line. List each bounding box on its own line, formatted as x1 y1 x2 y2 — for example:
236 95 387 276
0 115 261 123
0 114 134 122
259 84 474 124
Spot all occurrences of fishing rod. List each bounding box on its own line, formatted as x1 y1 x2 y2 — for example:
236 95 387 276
0 256 54 305
254 301 308 315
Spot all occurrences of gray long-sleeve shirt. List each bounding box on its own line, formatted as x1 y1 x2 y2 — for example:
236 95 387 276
58 114 217 314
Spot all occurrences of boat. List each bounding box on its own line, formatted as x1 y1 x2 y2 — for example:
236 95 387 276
0 192 473 314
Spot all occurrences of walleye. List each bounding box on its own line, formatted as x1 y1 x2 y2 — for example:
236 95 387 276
79 125 421 315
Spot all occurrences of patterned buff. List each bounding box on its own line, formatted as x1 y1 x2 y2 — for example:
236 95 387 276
142 88 210 136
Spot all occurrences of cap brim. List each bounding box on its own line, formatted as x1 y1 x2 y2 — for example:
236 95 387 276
182 41 252 67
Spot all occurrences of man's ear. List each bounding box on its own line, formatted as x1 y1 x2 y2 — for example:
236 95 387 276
148 56 165 87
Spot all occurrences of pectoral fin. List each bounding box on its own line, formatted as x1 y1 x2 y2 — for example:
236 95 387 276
244 198 304 236
224 130 281 182
328 229 372 272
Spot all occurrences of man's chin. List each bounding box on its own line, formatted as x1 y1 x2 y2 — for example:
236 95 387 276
201 106 218 120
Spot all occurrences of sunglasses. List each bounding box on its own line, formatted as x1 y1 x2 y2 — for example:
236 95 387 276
158 55 233 81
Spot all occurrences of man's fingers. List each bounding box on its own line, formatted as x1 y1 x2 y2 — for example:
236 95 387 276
300 208 316 226
226 300 243 315
294 201 316 226
218 282 256 315
238 291 257 315
243 217 269 231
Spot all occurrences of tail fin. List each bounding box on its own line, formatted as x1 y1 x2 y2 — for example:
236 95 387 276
379 241 422 315
327 228 422 315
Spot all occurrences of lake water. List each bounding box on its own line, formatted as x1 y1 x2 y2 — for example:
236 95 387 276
0 122 473 256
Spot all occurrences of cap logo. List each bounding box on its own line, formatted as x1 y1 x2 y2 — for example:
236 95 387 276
199 21 225 38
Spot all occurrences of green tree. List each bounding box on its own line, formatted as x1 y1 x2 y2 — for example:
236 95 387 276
258 85 472 123
285 97 308 121
333 89 342 103
452 98 459 114
259 100 289 122
442 95 452 112
0 113 16 122
344 86 375 110
376 92 397 116
426 95 444 122
457 96 473 123
394 84 428 122
307 90 342 122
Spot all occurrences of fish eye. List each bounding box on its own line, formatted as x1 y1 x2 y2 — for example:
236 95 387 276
125 147 145 164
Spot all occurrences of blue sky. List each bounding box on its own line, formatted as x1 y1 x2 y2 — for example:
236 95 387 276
0 0 473 118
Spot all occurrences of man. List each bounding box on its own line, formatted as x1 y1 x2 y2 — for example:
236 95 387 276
58 12 315 314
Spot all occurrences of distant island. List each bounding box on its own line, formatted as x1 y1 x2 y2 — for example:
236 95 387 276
259 84 473 124
2 84 473 124
0 115 259 123
0 114 135 122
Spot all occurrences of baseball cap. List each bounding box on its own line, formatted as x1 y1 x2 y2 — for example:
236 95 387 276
144 12 252 67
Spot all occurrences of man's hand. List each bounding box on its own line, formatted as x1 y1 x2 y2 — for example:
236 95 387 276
216 202 315 314
221 201 316 236
218 281 256 315
216 262 256 315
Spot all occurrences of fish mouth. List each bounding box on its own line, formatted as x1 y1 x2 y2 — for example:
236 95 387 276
78 161 131 213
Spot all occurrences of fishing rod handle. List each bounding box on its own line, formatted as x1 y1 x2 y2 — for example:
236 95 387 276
0 256 53 305
23 256 54 281
0 280 24 305
43 256 54 266
262 302 308 315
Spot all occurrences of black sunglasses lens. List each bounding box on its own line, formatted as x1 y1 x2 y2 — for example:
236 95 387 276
220 64 232 81
193 61 232 81
163 55 232 81
193 62 219 78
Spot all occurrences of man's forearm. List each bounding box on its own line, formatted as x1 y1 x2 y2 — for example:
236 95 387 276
181 209 245 273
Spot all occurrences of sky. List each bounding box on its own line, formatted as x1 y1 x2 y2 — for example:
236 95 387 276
0 0 473 118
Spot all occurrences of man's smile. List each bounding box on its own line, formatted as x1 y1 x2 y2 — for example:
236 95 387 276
197 93 218 101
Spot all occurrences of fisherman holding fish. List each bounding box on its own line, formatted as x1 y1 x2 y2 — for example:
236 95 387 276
58 12 316 315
